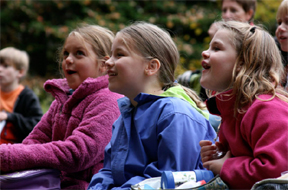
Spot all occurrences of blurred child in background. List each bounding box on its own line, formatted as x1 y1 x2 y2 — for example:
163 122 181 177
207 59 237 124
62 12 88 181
0 47 43 144
275 0 288 90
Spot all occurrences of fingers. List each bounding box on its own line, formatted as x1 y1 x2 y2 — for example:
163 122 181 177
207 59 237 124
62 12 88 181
199 140 212 147
223 150 232 159
203 160 211 170
200 142 217 163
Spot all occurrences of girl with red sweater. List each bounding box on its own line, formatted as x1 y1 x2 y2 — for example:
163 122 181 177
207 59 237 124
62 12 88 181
200 21 288 189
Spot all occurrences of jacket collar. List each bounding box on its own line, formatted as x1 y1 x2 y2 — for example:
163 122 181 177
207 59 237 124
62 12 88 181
206 89 235 117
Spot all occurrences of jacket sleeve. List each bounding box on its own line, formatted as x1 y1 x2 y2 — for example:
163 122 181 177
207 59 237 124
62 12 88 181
145 112 215 173
6 87 43 140
122 112 215 189
0 94 120 173
220 99 288 189
88 142 117 190
22 100 57 144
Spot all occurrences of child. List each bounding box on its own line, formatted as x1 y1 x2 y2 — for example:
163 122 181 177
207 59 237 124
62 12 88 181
208 0 256 38
199 20 288 189
88 22 216 190
0 47 43 144
275 0 288 90
0 25 123 190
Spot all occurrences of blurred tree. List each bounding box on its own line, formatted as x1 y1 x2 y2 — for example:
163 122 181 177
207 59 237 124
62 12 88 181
0 0 281 112
1 0 280 77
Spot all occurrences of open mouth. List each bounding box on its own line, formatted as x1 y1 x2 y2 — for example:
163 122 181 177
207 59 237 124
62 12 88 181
66 70 76 75
107 71 117 76
202 62 211 70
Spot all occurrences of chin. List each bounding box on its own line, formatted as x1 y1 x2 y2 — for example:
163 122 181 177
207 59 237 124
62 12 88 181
108 85 118 93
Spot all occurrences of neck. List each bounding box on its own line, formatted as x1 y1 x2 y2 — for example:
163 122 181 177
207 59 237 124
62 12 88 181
129 87 164 107
1 82 20 92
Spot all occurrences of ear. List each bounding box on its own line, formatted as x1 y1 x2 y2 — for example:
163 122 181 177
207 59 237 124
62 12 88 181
17 69 26 79
99 56 110 74
236 62 243 72
144 58 161 76
245 9 254 22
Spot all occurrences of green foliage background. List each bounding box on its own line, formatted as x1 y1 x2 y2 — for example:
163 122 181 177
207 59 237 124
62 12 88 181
0 0 282 112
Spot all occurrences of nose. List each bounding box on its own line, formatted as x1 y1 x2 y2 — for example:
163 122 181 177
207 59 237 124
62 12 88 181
105 57 114 68
202 50 209 59
278 23 287 32
64 54 73 64
222 10 232 21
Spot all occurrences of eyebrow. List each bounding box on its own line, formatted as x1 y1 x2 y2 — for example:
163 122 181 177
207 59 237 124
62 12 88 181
210 40 223 46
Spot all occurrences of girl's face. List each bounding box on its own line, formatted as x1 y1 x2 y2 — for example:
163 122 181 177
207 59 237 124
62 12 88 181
105 33 148 99
222 0 251 22
276 14 288 52
62 34 104 90
200 29 237 92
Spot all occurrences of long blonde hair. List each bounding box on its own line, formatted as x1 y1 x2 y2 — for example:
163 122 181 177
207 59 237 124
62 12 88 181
214 21 288 115
118 21 206 109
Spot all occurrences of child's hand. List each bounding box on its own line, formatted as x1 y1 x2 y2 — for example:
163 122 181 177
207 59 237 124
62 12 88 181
202 150 231 175
199 140 217 163
0 111 8 121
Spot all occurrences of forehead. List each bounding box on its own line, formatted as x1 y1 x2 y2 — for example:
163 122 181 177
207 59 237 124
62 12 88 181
277 9 288 20
112 33 133 52
212 29 236 49
213 29 233 42
64 33 93 50
222 0 243 9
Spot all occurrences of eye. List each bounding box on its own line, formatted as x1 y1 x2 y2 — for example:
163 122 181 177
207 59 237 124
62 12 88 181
76 50 85 56
222 8 227 13
0 63 9 68
117 52 124 57
212 46 220 51
63 51 69 58
230 8 237 13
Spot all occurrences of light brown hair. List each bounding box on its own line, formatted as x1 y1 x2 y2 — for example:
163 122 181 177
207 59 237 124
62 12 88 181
212 21 288 115
118 21 206 109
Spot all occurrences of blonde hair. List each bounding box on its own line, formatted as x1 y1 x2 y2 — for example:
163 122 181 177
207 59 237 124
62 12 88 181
277 0 288 22
0 47 29 73
213 21 288 115
58 24 114 73
118 21 205 109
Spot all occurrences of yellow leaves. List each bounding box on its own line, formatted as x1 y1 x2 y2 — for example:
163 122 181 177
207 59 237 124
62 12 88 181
194 28 202 36
83 0 91 6
166 21 174 29
190 22 197 30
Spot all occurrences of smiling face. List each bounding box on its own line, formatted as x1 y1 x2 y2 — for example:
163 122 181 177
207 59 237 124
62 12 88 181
105 33 148 99
62 34 104 90
276 15 288 52
200 29 237 92
222 0 252 22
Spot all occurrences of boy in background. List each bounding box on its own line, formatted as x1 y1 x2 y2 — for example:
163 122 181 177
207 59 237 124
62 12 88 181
0 47 43 144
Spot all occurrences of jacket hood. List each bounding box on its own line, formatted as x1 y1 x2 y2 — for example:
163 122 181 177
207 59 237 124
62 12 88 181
160 86 209 119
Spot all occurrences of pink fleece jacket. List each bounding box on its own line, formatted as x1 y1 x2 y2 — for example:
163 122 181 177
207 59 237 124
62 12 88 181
0 75 123 190
207 91 288 189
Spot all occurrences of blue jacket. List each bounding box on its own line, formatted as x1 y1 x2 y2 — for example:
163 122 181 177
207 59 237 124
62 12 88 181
88 86 216 190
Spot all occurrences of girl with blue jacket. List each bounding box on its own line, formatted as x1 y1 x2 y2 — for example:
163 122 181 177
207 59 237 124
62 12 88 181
88 22 216 190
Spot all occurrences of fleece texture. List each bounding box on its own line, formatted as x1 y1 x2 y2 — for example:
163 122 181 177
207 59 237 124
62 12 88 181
207 91 288 189
0 75 123 190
